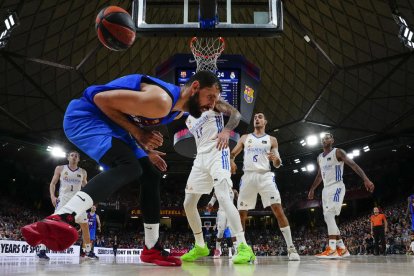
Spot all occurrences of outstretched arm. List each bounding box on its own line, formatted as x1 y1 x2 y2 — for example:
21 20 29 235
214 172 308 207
214 100 242 150
230 134 247 174
336 148 375 192
308 164 322 200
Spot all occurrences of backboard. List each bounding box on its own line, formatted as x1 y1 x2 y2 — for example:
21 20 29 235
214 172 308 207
131 0 283 37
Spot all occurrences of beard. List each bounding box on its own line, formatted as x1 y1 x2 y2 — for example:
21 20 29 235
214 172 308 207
188 93 202 118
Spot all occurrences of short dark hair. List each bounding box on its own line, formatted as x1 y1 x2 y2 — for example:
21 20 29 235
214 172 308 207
324 133 333 138
185 70 222 92
254 112 266 120
67 150 80 158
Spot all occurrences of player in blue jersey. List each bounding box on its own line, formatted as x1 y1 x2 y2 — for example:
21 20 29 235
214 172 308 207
87 205 101 255
407 194 414 232
21 71 225 267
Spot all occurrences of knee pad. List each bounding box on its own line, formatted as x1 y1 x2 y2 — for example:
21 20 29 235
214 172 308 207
324 210 340 235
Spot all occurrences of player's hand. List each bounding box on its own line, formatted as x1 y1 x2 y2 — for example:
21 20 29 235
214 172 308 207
148 149 167 172
216 128 230 150
364 179 375 193
231 160 237 174
51 196 57 207
206 203 213 212
267 152 278 162
134 129 163 150
308 189 314 200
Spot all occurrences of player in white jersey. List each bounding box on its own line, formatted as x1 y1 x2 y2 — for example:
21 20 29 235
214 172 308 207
230 112 300 261
207 188 239 258
308 133 375 258
38 151 97 259
181 100 255 264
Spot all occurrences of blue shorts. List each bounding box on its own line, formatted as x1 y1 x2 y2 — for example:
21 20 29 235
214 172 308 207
89 229 96 241
63 98 147 164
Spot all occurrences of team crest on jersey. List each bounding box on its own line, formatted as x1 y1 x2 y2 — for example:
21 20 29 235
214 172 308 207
243 85 254 104
64 172 68 175
248 139 252 144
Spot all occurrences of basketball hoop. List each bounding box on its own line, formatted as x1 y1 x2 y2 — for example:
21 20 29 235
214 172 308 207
190 37 225 73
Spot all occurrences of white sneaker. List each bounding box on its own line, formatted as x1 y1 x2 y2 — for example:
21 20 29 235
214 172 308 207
288 246 300 261
213 248 222 259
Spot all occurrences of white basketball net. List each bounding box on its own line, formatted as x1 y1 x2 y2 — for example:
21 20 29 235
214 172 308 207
190 37 225 73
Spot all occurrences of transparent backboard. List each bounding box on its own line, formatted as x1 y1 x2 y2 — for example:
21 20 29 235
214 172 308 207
131 0 283 37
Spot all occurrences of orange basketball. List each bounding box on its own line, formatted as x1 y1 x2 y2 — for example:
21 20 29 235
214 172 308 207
95 6 136 51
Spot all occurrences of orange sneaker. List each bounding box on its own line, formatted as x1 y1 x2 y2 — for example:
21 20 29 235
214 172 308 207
337 247 350 257
315 247 340 259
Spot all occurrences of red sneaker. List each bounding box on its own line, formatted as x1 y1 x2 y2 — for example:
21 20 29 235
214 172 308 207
140 242 182 266
21 213 78 252
21 222 42 246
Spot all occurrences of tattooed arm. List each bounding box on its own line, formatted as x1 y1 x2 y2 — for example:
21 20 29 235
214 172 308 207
336 148 375 193
214 100 242 150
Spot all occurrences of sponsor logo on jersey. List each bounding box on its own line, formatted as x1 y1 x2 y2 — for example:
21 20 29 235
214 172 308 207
77 174 81 177
327 157 331 161
262 141 267 144
243 85 254 104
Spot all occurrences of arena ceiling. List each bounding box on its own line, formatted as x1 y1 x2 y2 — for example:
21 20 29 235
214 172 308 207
0 0 413 175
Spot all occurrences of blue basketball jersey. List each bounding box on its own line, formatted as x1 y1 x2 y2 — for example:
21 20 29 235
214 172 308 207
63 74 182 163
82 74 182 126
88 213 97 231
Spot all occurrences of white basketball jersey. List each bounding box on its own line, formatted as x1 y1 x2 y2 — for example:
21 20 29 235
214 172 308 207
318 148 344 187
59 165 84 195
186 110 225 154
243 133 271 172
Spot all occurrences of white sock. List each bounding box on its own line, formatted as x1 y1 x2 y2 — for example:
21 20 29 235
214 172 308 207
144 223 159 249
234 232 247 245
195 232 205 247
329 240 336 251
336 239 345 249
55 191 93 219
85 243 91 253
280 226 294 248
229 247 233 257
39 244 46 250
216 241 221 250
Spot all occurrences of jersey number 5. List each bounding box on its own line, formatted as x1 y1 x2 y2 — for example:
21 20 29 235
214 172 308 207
253 155 258 162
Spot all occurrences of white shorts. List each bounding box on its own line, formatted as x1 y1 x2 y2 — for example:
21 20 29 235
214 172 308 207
238 171 281 210
56 193 88 224
186 148 232 194
322 182 346 216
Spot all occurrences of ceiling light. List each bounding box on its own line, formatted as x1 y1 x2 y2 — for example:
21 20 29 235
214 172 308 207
347 153 354 159
306 164 315 172
48 146 66 158
294 159 300 163
306 135 318 146
99 166 104 171
352 149 360 157
301 167 307 172
293 169 298 173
